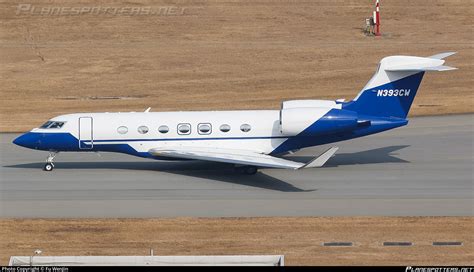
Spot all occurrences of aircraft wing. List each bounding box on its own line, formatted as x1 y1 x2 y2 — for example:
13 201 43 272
148 146 338 170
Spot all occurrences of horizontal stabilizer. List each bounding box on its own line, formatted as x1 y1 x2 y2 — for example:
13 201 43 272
383 52 457 72
423 65 457 71
386 64 457 72
428 52 457 59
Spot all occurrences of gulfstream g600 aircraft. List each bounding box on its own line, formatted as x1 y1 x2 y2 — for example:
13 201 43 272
14 53 456 173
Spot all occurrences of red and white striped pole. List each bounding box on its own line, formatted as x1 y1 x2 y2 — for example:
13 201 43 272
374 0 381 36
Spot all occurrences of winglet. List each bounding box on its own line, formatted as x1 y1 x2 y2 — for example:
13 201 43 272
300 146 338 169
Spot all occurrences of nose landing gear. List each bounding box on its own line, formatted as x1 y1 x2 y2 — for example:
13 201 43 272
43 152 57 171
43 163 54 171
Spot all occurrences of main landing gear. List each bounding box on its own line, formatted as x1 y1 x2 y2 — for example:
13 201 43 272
234 165 259 175
43 152 57 171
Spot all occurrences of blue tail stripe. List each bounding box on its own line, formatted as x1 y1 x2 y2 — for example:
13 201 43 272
343 72 425 118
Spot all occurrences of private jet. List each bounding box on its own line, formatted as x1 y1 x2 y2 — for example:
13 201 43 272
13 52 456 174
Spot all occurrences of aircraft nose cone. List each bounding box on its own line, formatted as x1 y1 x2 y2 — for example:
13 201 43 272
13 134 27 147
13 132 41 149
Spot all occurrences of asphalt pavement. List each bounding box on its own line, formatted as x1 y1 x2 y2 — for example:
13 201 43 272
1 114 472 217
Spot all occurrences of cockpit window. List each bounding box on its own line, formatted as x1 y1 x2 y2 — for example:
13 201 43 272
49 122 65 129
40 121 65 129
40 121 53 128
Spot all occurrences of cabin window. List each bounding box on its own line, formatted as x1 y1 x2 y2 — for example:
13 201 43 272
219 124 231 133
117 126 128 134
40 121 65 129
240 124 251 132
177 123 191 135
198 123 212 135
158 125 169 134
138 126 149 134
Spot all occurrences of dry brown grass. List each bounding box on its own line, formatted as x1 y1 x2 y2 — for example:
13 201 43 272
0 0 473 132
0 217 473 265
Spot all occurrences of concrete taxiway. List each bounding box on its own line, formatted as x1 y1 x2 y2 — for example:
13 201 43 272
0 114 472 217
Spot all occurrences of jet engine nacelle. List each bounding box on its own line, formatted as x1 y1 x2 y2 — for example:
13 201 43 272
280 107 358 136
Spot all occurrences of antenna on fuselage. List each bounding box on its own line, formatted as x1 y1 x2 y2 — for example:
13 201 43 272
144 107 151 113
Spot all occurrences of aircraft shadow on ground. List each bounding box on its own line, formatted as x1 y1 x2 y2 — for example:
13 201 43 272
4 160 311 192
4 145 409 192
287 145 410 166
166 168 313 192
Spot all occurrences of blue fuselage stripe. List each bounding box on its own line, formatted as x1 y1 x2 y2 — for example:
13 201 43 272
91 136 289 143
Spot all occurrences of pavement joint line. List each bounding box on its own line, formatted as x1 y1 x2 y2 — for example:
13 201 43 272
318 241 465 247
322 242 353 247
432 241 463 246
383 242 413 246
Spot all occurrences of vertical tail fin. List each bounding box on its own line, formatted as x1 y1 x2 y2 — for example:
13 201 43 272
343 53 456 119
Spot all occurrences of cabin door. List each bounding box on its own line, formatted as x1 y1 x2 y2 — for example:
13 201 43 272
79 117 93 149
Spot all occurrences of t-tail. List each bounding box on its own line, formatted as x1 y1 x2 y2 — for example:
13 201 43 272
343 52 457 119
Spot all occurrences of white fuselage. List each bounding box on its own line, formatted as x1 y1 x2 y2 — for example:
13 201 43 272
39 110 299 155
